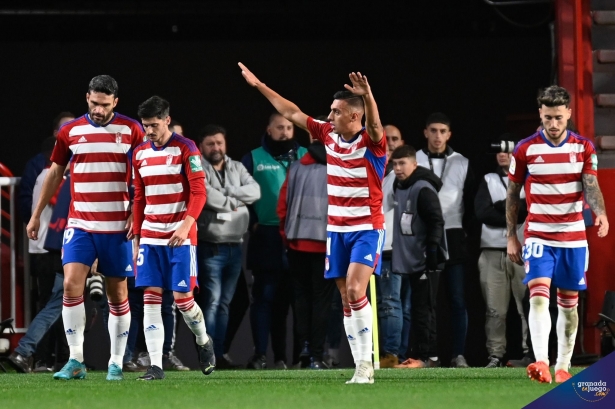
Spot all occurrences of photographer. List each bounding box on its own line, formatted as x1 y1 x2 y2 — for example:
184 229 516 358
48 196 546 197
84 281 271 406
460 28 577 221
475 134 528 368
387 145 446 368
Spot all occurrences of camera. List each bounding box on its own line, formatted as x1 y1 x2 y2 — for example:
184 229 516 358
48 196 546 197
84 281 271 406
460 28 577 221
489 140 516 154
86 274 104 302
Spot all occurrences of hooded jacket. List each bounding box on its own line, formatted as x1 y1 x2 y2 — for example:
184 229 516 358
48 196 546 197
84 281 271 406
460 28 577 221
197 154 261 243
393 166 445 247
390 166 446 274
277 142 327 253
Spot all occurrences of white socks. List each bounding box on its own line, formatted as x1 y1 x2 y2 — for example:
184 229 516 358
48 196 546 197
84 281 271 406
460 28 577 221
175 296 209 346
62 295 86 362
528 284 551 365
555 292 579 372
343 308 358 364
108 298 130 368
143 291 164 369
350 296 373 363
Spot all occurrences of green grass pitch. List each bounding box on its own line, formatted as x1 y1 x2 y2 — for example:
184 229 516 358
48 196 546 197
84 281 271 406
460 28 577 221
0 367 584 409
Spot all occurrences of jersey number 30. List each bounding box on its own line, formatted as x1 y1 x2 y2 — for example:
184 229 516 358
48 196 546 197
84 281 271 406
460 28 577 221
523 242 544 259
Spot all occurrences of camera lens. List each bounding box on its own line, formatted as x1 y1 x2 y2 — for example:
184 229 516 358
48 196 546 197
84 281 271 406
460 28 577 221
489 140 516 154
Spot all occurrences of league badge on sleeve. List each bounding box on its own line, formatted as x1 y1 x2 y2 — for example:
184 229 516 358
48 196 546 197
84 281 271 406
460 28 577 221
189 155 203 172
591 154 598 171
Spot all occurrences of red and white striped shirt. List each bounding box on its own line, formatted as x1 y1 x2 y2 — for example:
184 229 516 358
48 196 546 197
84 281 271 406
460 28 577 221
51 113 144 233
509 130 597 248
132 133 206 246
306 117 387 232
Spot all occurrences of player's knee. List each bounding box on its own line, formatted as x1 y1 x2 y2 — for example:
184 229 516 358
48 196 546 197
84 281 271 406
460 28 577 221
529 284 550 311
345 285 364 303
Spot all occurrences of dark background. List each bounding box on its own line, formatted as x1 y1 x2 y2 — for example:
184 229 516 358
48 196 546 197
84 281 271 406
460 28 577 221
1 0 555 368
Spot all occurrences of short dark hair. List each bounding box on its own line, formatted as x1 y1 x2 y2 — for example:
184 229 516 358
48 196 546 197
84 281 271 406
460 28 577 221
198 124 227 144
269 112 286 125
425 112 451 129
53 111 75 131
88 75 119 97
333 90 364 111
390 145 417 160
537 85 570 108
137 96 170 119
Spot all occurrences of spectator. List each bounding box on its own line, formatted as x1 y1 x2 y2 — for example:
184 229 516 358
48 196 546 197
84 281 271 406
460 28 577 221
18 112 74 225
386 145 446 369
384 124 404 174
277 138 333 369
8 169 71 373
196 124 261 368
170 119 184 136
416 112 475 367
241 113 307 369
376 123 404 368
475 135 529 368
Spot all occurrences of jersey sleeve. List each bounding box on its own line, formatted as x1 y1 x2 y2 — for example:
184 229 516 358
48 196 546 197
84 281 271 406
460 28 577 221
306 116 332 143
364 128 387 157
131 149 145 236
583 140 598 176
50 126 71 166
130 122 146 150
508 144 528 184
182 141 206 220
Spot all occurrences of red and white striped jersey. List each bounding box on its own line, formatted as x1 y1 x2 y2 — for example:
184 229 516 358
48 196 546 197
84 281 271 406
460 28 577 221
132 133 206 246
509 130 597 248
306 117 387 232
51 113 145 233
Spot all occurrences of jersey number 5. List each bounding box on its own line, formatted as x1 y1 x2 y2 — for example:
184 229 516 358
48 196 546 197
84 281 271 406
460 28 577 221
137 248 145 266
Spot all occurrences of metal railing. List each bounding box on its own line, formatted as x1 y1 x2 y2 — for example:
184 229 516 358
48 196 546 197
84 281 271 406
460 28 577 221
0 176 25 333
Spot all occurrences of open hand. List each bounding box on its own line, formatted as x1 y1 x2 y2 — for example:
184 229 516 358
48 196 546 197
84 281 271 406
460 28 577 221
344 72 371 96
238 62 262 87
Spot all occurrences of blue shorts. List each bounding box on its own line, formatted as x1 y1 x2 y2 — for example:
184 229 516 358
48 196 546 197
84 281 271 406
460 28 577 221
325 229 385 279
135 244 198 292
522 242 588 291
61 228 133 277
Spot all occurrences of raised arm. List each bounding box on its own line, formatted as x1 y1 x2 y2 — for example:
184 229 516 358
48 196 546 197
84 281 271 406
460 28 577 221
582 173 609 238
238 62 308 131
344 72 383 143
506 180 523 265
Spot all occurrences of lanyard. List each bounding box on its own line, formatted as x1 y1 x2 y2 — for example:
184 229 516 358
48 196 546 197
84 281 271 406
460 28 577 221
213 168 225 187
427 155 447 179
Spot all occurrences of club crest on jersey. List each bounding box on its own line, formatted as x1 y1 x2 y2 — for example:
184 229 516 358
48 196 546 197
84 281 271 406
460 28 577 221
569 152 577 163
116 132 122 144
166 154 173 166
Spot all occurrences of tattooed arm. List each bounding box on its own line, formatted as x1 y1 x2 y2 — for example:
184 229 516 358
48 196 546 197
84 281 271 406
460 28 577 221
506 180 524 265
582 173 609 238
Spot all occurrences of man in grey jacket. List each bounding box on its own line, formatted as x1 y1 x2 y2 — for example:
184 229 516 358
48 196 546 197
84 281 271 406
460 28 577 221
196 125 261 365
